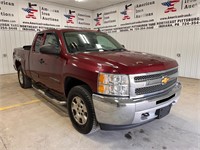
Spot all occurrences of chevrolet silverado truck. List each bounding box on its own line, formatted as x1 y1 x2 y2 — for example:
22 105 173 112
13 29 181 134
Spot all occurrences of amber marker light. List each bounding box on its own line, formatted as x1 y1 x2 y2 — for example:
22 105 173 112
98 73 105 83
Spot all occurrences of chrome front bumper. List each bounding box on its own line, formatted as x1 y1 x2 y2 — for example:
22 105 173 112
92 82 181 130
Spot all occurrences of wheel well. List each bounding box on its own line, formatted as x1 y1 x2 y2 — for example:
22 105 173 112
64 77 92 97
15 61 21 70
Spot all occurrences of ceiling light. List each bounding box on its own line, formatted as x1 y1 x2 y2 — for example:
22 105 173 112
75 0 85 2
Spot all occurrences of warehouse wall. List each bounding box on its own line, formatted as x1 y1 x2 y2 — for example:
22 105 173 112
0 0 200 80
0 0 92 75
109 25 200 79
2 26 199 79
0 30 36 74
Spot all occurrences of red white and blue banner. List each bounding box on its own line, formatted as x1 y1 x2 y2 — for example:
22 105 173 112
157 0 199 28
0 0 199 31
93 0 200 33
0 0 92 31
62 7 92 29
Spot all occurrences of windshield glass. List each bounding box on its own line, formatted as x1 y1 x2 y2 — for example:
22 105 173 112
63 31 124 53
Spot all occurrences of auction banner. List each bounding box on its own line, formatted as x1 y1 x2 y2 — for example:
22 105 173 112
0 0 93 31
76 9 92 29
62 7 78 28
157 0 199 28
0 0 19 30
132 0 157 30
93 6 119 32
92 0 200 33
38 3 62 29
0 0 200 31
19 0 64 31
117 2 135 32
19 1 40 31
62 7 92 29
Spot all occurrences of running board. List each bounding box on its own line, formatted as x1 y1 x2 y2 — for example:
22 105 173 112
32 85 66 106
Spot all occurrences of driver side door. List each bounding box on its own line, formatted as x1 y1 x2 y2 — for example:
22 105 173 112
39 32 66 92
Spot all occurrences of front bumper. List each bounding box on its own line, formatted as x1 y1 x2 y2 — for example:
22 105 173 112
92 82 181 130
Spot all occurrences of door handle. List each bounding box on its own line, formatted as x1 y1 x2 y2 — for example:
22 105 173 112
40 58 45 64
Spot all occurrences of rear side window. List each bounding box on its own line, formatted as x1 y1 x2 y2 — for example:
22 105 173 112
44 33 60 49
34 34 44 52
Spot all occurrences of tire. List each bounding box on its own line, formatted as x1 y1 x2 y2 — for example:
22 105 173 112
67 85 99 134
17 66 32 89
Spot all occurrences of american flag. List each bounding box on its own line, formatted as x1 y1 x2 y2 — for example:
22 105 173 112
22 8 38 19
94 17 102 26
64 14 75 24
162 0 180 13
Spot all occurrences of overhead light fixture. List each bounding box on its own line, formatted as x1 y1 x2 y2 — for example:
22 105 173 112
75 0 85 2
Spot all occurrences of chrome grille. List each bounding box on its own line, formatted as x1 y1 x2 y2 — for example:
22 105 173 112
135 78 177 95
134 68 178 82
129 67 178 98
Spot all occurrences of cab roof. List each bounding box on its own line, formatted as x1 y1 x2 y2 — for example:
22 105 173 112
37 28 99 34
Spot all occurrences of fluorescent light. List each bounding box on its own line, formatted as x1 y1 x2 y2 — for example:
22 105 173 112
75 0 85 2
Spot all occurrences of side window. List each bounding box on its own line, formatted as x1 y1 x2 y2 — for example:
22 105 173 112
34 34 44 52
44 33 60 49
96 36 117 49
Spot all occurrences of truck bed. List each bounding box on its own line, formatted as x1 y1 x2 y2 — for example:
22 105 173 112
13 46 31 75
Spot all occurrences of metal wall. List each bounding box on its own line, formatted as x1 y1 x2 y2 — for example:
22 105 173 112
0 31 36 74
109 25 200 79
0 26 200 79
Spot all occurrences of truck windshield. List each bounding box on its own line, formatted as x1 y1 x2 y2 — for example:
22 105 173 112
63 31 124 53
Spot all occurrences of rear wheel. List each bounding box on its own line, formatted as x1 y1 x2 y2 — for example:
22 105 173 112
67 85 99 134
17 66 32 88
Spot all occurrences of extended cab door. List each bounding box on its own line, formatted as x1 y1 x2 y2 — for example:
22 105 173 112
38 32 66 92
30 33 45 83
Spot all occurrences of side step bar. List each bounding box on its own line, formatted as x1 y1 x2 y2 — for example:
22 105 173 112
32 85 66 106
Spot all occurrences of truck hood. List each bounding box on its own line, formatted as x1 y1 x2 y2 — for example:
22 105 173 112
73 50 178 74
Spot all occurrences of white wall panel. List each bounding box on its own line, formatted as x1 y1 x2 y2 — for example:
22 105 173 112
110 25 200 79
0 31 4 74
0 26 199 79
0 31 36 74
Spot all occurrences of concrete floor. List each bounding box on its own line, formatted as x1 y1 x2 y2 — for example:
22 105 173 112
0 74 199 150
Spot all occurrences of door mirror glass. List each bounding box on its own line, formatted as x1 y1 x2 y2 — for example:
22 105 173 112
122 44 125 48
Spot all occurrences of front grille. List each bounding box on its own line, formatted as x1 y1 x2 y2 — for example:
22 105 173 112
135 78 177 95
134 68 178 82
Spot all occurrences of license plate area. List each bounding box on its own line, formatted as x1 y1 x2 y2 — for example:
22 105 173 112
156 104 172 119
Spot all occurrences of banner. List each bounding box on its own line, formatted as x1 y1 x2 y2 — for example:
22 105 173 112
157 0 199 28
0 0 200 31
132 0 157 30
19 1 66 31
62 7 92 29
92 0 200 33
93 6 119 32
0 0 93 31
0 0 19 30
76 9 92 29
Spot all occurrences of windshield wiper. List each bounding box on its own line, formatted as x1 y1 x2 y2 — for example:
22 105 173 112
83 48 108 52
105 48 126 51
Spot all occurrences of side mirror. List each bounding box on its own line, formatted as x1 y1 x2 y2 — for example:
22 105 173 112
40 44 60 55
122 45 125 48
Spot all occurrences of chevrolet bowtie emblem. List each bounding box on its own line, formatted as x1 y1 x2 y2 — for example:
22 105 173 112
161 77 170 85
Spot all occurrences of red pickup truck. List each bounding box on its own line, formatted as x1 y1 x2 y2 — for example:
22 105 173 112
13 29 181 134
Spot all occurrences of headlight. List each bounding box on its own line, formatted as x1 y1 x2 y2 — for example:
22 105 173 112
97 73 129 96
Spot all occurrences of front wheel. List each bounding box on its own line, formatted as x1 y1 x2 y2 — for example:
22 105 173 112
17 66 32 89
67 85 99 134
